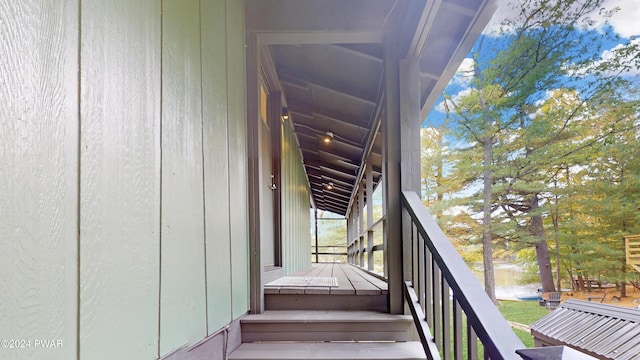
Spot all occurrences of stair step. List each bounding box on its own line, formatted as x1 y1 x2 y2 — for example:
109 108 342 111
265 293 388 311
241 310 414 342
228 342 426 360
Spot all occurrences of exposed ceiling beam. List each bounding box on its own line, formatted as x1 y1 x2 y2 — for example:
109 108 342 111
280 74 378 105
308 176 353 192
331 44 383 63
441 1 478 17
303 160 358 180
407 0 442 59
297 136 364 159
258 31 385 46
294 124 364 148
288 100 371 129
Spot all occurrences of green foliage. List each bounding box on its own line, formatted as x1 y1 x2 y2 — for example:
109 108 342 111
422 0 640 288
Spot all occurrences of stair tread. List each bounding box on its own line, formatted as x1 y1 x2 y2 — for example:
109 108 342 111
242 310 413 323
228 342 426 360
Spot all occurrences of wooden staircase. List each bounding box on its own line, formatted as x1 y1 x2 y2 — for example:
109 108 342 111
228 264 425 360
228 310 426 360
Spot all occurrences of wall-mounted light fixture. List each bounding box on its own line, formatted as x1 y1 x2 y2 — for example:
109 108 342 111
281 107 289 121
326 182 334 190
323 131 334 144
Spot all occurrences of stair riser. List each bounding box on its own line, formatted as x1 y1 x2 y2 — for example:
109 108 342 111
242 321 411 342
242 331 410 342
265 294 387 311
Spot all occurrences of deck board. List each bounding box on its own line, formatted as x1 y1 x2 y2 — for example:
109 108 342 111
265 263 387 295
264 264 389 311
341 264 383 295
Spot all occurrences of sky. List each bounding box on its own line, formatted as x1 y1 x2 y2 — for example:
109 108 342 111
486 0 640 38
424 0 640 127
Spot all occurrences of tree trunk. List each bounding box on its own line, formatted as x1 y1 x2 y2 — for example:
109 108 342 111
577 274 585 291
530 194 556 292
482 138 497 303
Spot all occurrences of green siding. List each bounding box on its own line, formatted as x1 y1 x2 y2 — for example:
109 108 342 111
80 0 161 359
160 0 207 353
202 0 232 332
227 0 250 320
0 1 79 359
281 123 312 274
0 0 248 358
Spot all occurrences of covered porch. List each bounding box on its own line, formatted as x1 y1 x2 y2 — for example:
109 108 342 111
240 1 567 359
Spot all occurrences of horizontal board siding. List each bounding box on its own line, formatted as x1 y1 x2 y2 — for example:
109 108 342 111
0 1 79 359
79 0 161 358
202 0 233 332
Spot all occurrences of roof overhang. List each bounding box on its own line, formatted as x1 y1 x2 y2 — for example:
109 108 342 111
247 0 496 216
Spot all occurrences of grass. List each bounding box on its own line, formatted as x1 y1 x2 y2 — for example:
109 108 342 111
431 300 548 356
512 328 535 348
497 300 550 348
498 300 549 324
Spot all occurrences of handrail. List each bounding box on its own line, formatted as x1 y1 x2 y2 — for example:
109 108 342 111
402 191 525 359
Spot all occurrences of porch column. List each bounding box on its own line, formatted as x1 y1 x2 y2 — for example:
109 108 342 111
384 35 421 314
358 185 365 267
366 159 374 272
269 90 283 267
383 31 403 314
246 31 263 314
399 56 421 284
347 210 354 264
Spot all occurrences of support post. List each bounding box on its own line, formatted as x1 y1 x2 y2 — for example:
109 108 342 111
315 208 319 263
269 90 283 267
383 30 403 314
366 159 374 271
246 31 263 314
399 57 421 282
358 185 365 267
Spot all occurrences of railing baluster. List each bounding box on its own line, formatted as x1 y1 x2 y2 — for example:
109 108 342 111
453 297 463 360
468 317 478 360
401 191 527 360
418 230 425 312
412 221 418 299
442 277 452 360
433 265 442 353
425 248 434 333
383 218 389 278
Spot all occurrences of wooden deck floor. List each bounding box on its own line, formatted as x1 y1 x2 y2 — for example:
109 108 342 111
264 263 389 311
265 263 387 295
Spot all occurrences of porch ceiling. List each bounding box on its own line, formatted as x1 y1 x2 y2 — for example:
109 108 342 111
247 0 496 216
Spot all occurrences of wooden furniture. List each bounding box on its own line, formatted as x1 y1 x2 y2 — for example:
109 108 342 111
546 292 561 310
587 290 608 303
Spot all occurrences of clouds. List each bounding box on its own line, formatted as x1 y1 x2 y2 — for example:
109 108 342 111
430 0 640 117
596 0 640 38
597 38 640 76
567 38 640 77
450 58 475 86
485 0 640 39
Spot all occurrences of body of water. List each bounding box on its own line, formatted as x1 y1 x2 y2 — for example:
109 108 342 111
472 262 540 300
